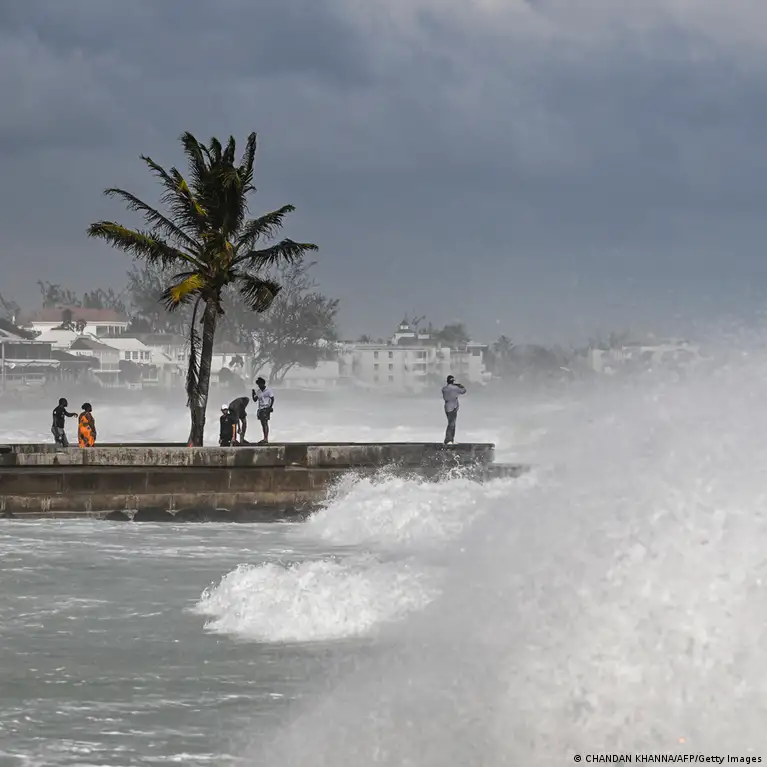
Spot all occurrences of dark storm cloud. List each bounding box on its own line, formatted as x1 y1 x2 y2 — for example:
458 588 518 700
2 0 767 341
0 0 372 152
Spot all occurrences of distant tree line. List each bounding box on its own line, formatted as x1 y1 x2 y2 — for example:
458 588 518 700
126 256 339 384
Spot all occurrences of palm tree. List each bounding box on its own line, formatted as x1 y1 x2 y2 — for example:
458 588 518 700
492 335 513 356
87 131 317 445
492 334 514 377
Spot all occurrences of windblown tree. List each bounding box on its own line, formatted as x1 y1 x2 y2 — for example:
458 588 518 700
433 322 471 348
87 131 317 445
37 281 81 309
491 334 514 377
220 257 339 383
0 292 20 322
126 262 191 334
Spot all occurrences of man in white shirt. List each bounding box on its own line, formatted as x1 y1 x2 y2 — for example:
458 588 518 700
441 374 467 444
252 376 275 444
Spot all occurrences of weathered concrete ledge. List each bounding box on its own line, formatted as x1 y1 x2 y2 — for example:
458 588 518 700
0 441 495 468
0 442 528 521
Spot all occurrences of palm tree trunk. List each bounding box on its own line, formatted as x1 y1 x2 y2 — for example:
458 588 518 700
188 300 218 446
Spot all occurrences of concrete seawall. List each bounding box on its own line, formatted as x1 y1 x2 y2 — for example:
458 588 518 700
0 442 528 522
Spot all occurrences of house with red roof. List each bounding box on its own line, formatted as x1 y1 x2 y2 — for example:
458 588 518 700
21 306 130 339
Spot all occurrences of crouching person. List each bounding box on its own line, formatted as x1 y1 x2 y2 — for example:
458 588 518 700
219 404 237 446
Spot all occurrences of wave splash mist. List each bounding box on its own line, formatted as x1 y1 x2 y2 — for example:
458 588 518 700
194 471 519 645
240 338 767 765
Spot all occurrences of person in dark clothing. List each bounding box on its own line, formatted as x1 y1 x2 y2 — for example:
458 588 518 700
219 405 238 446
51 397 77 447
228 396 250 444
441 375 467 445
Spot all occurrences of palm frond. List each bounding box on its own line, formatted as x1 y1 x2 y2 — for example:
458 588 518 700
87 222 192 268
234 239 318 269
196 135 248 238
141 155 208 237
223 136 237 166
238 132 257 190
168 168 208 222
103 188 199 251
238 274 282 313
208 137 223 165
185 297 202 407
179 132 210 199
160 273 206 311
235 205 295 251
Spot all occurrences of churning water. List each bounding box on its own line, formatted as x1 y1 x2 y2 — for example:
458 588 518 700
2 349 767 765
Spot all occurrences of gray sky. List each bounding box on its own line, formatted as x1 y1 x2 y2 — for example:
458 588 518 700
2 0 767 344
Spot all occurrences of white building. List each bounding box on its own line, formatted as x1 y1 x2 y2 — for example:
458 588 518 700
102 336 165 386
68 336 121 386
339 343 435 392
338 320 489 392
31 328 80 350
23 307 130 338
102 337 153 364
212 342 251 377
586 339 704 375
0 324 59 389
119 333 188 386
123 333 188 367
438 342 488 384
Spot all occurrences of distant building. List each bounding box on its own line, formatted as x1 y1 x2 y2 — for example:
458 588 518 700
68 336 121 387
22 307 130 338
338 319 489 392
122 333 188 368
101 336 163 387
103 337 153 364
585 338 704 375
0 322 59 389
212 342 250 377
118 332 188 387
33 328 81 350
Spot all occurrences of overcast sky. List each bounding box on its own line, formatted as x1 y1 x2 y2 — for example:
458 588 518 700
2 0 767 344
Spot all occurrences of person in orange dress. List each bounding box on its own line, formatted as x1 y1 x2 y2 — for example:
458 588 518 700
78 402 96 447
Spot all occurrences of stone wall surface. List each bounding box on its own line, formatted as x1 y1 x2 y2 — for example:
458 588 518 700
0 442 525 521
0 442 495 467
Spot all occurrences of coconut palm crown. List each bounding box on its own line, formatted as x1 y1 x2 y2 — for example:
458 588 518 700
87 131 317 445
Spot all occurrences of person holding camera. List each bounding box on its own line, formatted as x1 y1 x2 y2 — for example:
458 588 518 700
441 374 467 445
252 376 275 444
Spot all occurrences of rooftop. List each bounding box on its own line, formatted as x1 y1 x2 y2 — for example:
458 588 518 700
122 332 188 347
0 318 37 340
69 336 119 352
23 306 130 324
99 337 152 351
51 350 99 368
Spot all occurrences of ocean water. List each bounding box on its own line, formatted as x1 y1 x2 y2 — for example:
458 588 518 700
2 359 767 765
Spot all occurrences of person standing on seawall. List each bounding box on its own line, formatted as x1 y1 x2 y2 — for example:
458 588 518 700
51 397 77 447
219 404 237 447
441 375 466 445
78 403 96 448
252 377 275 444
